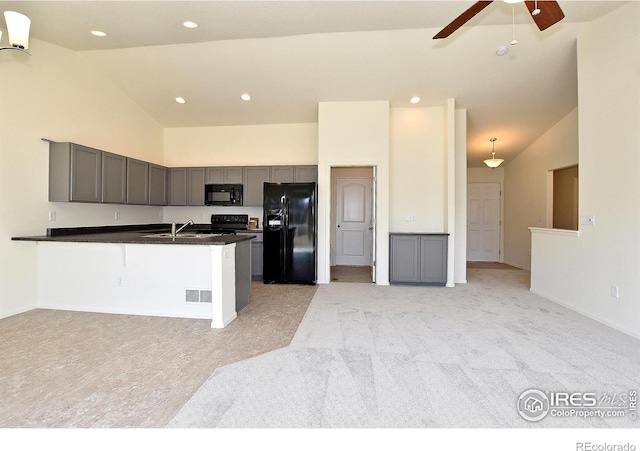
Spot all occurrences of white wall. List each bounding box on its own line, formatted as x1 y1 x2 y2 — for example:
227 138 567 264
530 3 640 339
454 109 467 284
0 39 164 319
163 123 318 167
389 107 445 232
162 123 318 225
318 101 390 285
503 108 579 270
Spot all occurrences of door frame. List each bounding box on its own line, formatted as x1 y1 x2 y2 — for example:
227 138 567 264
467 181 504 263
330 166 376 280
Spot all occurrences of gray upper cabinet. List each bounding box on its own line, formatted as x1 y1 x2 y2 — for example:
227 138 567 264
187 167 205 206
101 152 127 204
169 168 187 206
126 158 149 205
243 166 271 206
270 166 294 183
206 166 243 184
294 165 318 183
148 164 168 206
49 142 102 203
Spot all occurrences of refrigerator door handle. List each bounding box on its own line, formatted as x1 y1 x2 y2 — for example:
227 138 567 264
283 196 289 279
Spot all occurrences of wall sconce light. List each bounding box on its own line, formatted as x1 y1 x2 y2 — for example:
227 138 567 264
0 11 31 55
484 138 504 169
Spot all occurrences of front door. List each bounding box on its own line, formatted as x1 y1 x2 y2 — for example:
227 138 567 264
335 178 373 266
467 182 501 261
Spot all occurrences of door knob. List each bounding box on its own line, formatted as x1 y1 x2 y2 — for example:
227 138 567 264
337 224 341 228
368 227 373 230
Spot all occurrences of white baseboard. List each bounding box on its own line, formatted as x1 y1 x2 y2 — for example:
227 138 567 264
530 288 640 341
0 306 35 320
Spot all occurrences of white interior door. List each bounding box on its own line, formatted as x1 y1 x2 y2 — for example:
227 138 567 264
335 178 373 266
467 182 501 262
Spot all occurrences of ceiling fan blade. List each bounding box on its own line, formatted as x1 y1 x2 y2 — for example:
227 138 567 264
433 1 494 39
525 1 565 31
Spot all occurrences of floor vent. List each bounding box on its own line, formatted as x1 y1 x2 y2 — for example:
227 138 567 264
186 289 212 303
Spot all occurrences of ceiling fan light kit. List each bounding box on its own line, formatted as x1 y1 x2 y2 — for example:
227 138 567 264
0 10 31 55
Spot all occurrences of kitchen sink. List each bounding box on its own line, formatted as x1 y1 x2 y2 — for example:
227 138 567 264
142 233 222 238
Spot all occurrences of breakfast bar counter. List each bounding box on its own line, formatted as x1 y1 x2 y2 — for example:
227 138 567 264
12 224 257 328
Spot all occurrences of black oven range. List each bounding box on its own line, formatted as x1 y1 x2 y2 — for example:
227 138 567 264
210 214 248 235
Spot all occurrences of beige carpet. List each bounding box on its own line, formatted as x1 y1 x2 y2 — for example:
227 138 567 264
170 268 640 428
0 282 317 427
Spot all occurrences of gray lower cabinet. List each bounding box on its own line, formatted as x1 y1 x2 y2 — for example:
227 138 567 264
243 166 271 206
126 158 149 205
148 164 168 206
49 142 103 203
237 232 263 280
234 239 252 312
390 234 448 285
102 152 127 204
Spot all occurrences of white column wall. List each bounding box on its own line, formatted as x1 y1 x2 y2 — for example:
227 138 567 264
318 101 390 285
529 3 640 338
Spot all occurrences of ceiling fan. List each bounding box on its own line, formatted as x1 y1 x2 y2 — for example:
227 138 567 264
433 0 565 39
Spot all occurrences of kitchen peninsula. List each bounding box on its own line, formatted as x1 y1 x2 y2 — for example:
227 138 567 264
12 224 255 328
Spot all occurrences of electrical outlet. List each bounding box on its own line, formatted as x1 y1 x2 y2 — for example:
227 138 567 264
48 211 56 221
580 215 595 226
115 211 121 220
117 276 125 286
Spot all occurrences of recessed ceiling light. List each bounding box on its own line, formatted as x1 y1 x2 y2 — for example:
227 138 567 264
175 97 186 104
410 96 421 104
241 93 251 101
182 21 198 29
90 30 108 37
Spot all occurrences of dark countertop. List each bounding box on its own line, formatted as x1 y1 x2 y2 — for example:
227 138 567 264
12 223 256 246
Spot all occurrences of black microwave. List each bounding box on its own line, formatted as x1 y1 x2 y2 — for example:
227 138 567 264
204 184 243 206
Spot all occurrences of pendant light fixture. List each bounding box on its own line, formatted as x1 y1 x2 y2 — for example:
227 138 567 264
0 11 31 55
484 138 504 169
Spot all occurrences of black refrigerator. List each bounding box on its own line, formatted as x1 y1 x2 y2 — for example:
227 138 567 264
263 182 316 285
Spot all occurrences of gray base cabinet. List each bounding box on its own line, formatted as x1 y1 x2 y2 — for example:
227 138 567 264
237 232 263 280
390 234 448 285
234 239 252 312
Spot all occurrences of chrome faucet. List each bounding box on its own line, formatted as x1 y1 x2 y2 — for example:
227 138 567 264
172 219 194 237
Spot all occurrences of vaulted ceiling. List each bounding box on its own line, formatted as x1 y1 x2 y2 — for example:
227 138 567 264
0 1 627 166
